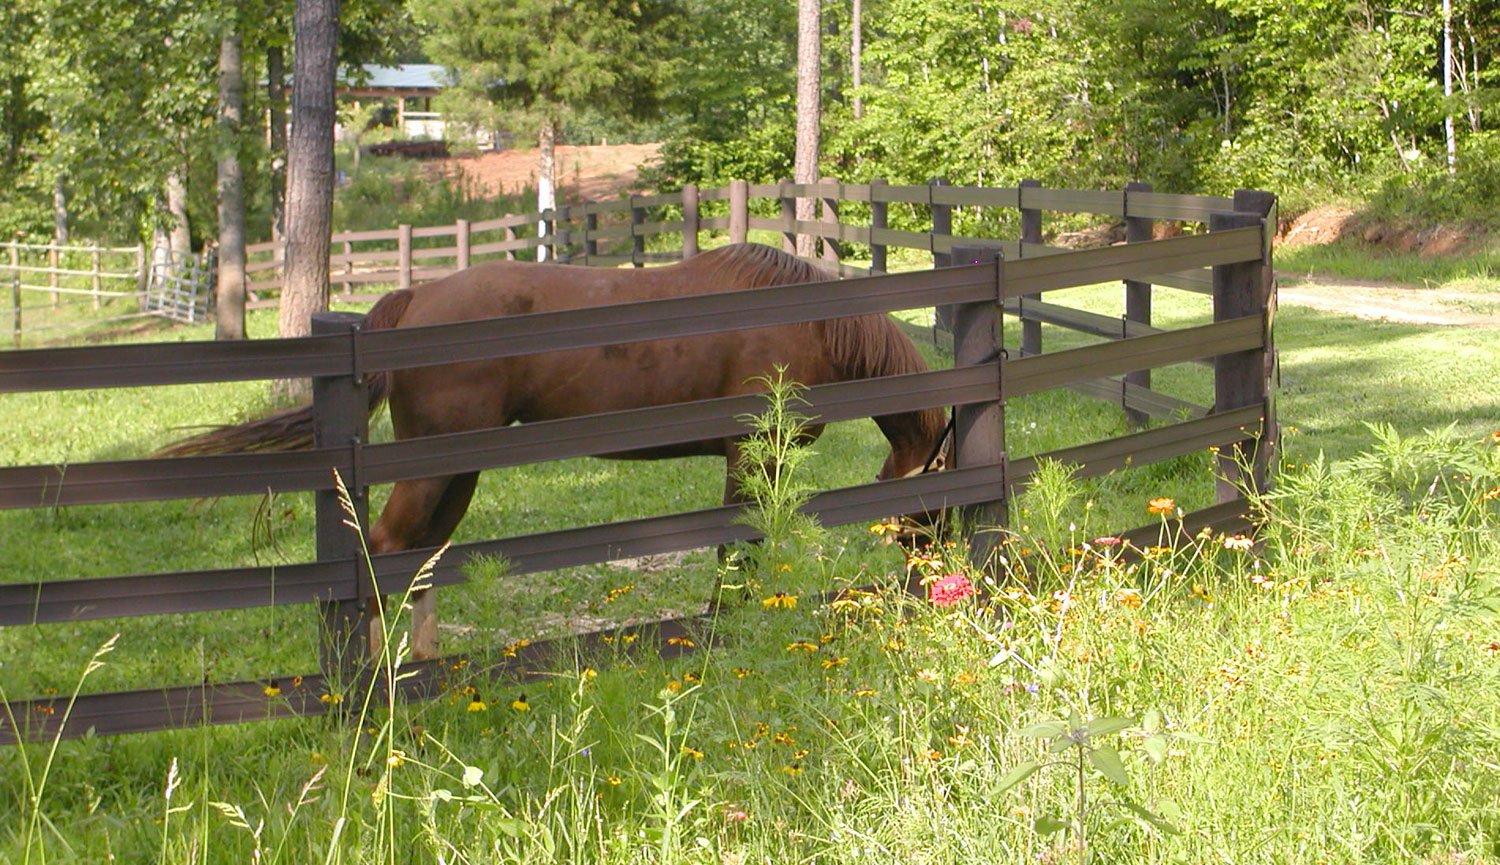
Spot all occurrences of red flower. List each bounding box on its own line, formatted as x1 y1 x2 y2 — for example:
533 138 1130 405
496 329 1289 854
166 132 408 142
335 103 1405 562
928 574 976 607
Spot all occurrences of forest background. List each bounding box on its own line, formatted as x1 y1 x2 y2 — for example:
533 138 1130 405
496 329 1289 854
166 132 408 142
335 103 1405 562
1 0 1497 249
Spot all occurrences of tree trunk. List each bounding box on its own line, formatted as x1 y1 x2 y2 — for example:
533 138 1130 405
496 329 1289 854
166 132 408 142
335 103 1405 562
216 19 246 341
268 45 288 245
536 120 557 262
280 0 340 351
166 166 191 256
794 0 821 259
52 176 68 244
852 0 863 120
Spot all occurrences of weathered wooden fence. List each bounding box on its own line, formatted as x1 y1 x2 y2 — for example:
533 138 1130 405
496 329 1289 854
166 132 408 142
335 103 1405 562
0 182 1276 744
3 241 149 347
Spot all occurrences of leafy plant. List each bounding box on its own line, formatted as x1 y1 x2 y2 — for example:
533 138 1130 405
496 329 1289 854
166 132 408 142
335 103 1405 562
730 367 828 575
998 709 1195 861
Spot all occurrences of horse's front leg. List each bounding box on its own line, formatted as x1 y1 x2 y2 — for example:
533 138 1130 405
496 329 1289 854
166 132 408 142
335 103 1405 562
369 472 481 661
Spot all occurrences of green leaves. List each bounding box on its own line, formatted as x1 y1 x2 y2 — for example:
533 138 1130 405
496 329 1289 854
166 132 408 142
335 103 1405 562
1087 745 1128 787
995 759 1039 794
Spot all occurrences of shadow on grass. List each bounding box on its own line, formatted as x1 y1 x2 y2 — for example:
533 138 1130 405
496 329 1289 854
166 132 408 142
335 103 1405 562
1276 304 1500 458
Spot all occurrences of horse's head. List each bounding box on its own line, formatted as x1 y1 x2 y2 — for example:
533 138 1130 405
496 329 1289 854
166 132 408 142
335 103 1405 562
872 413 952 547
875 442 948 481
875 409 952 482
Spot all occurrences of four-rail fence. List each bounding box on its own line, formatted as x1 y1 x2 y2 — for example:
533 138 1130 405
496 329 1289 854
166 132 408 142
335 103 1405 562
0 182 1276 744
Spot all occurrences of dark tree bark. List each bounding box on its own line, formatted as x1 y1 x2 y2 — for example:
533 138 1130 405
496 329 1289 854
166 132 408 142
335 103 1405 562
267 45 288 245
280 0 339 347
794 0 821 258
52 176 68 243
216 18 246 340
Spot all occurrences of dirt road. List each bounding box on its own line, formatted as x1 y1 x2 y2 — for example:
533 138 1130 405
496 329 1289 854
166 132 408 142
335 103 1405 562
1276 276 1500 328
431 142 662 203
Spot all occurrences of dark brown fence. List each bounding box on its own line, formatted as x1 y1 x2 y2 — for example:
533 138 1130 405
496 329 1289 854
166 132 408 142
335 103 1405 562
0 183 1275 744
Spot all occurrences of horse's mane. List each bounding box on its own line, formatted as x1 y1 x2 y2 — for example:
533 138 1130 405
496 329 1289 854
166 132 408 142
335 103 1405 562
699 244 944 443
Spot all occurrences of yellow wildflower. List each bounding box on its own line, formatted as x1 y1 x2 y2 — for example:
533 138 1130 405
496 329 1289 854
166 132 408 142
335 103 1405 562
1147 497 1176 515
762 592 798 609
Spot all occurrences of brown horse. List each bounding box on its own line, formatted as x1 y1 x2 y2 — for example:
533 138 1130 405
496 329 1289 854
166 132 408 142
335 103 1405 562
166 243 946 655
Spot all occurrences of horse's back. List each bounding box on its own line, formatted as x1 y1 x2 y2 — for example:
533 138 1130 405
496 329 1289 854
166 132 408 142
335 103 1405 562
381 249 842 436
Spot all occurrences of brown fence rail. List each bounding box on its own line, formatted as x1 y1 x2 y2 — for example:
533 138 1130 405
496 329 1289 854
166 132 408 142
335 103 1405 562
241 178 1252 309
0 183 1276 744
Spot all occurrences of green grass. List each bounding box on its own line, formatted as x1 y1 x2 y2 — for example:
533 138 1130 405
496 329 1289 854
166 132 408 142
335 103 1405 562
4 422 1498 864
5 247 1500 863
1277 239 1500 290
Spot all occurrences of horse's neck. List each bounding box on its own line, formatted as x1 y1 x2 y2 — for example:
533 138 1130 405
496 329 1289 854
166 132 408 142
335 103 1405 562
875 409 943 454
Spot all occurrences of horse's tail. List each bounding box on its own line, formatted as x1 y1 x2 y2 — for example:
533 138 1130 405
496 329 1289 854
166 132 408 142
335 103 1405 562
157 289 414 457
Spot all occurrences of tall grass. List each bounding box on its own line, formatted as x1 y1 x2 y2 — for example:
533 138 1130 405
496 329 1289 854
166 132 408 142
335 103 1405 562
1278 240 1500 290
5 386 1499 863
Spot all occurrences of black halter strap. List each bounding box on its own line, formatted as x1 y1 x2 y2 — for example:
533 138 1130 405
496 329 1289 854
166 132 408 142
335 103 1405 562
919 413 954 474
920 345 1006 474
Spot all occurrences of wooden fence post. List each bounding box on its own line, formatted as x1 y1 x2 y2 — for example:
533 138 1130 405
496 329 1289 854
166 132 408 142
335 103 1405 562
555 206 572 265
948 244 1007 574
929 177 953 335
1122 181 1153 428
456 219 470 271
91 248 102 309
870 178 888 274
729 180 749 245
397 224 412 291
504 222 517 261
630 198 645 267
1018 179 1043 357
48 246 58 307
311 310 373 691
779 179 796 254
9 245 19 349
819 176 840 267
1210 189 1277 503
584 209 598 265
682 184 699 260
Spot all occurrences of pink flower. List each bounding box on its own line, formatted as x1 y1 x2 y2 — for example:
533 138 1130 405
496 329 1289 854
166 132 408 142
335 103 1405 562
928 574 976 607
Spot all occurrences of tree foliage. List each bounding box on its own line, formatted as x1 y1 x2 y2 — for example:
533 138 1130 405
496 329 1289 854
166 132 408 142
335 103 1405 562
418 0 677 149
651 0 1500 217
0 0 415 244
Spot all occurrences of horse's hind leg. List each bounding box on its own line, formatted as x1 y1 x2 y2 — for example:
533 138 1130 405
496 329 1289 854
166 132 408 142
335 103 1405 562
370 472 481 660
